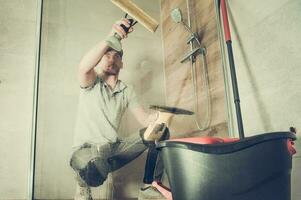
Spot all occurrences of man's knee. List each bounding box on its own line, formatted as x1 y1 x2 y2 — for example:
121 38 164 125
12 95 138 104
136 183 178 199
70 144 110 187
71 158 109 187
78 159 108 187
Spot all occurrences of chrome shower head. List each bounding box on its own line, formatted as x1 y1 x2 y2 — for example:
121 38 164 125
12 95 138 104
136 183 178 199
170 8 183 23
171 7 201 47
170 8 190 32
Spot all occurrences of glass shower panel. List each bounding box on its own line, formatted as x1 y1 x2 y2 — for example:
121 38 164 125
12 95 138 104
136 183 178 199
34 0 164 199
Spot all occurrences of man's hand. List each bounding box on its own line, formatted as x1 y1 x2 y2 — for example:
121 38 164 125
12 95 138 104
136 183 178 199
108 18 134 39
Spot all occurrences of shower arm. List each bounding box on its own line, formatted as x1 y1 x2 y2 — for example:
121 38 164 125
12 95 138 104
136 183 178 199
182 22 201 46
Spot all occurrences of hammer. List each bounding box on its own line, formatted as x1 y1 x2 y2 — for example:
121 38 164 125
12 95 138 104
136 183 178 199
106 0 159 51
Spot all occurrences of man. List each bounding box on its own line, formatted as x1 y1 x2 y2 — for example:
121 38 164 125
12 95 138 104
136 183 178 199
70 18 168 200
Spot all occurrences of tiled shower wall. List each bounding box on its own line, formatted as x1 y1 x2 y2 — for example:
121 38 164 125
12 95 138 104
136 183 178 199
160 0 229 138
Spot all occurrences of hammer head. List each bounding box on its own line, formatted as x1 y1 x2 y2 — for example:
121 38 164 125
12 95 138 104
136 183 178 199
111 0 159 33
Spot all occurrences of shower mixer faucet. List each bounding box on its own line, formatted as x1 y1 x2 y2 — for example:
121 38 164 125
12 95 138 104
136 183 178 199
181 46 206 63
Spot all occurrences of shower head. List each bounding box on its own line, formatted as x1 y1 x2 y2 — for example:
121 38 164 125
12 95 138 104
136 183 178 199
171 8 183 23
170 7 201 46
170 8 190 32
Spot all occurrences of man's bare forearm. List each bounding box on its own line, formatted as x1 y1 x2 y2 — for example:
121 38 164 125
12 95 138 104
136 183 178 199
78 40 109 73
77 18 132 88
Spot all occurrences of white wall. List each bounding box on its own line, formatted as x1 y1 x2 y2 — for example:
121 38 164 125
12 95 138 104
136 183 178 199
0 0 37 199
223 0 301 199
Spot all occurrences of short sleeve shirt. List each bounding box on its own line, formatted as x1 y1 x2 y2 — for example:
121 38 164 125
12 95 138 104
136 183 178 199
72 76 140 148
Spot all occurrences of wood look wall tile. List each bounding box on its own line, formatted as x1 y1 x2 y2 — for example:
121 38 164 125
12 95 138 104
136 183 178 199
161 0 228 137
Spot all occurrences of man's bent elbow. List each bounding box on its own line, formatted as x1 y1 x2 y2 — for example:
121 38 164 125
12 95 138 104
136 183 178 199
78 68 97 88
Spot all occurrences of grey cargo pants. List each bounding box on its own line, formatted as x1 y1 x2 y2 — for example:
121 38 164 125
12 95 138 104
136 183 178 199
70 128 168 187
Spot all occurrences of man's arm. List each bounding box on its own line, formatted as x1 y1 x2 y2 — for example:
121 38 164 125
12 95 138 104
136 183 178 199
78 19 132 88
78 41 109 88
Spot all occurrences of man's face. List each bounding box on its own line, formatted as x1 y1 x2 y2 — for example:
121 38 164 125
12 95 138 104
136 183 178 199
99 49 123 75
